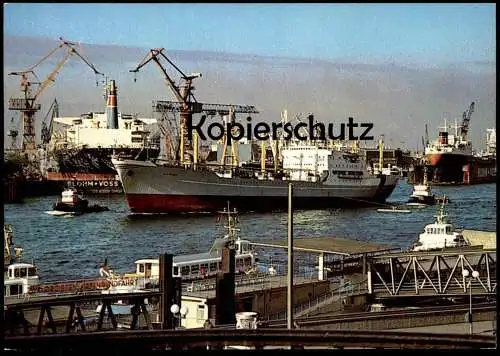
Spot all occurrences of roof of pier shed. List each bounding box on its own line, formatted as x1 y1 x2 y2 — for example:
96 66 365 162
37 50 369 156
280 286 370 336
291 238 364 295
250 236 392 256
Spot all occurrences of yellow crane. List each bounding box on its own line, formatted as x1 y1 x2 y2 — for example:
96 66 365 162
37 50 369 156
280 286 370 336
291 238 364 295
8 37 103 152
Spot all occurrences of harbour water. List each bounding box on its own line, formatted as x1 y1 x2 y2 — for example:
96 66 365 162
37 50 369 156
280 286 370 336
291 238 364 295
4 180 496 282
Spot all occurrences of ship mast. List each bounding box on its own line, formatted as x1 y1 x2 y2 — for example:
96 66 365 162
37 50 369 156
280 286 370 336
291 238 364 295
378 135 384 174
220 202 240 245
435 199 448 224
261 140 266 175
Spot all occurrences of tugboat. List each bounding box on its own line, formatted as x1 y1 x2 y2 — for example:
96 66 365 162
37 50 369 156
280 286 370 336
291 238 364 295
411 200 468 251
408 166 437 206
50 187 109 215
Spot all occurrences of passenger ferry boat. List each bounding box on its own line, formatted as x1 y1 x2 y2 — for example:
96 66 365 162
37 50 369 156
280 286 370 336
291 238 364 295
411 200 468 251
122 206 257 283
4 224 40 297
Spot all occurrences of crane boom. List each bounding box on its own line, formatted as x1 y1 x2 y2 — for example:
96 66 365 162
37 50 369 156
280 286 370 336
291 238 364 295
460 101 474 141
130 48 187 105
7 37 103 152
130 48 202 166
32 49 72 100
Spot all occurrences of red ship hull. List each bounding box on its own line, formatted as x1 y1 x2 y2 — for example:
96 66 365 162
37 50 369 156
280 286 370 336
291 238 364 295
425 153 471 183
125 184 397 214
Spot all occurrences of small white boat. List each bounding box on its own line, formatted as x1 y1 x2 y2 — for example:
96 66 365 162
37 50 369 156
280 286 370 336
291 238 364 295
377 206 412 213
44 210 80 216
411 201 468 251
4 224 40 297
406 202 428 208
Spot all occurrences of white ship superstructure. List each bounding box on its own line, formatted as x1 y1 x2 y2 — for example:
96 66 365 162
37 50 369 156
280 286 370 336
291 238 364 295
424 117 473 158
50 112 158 150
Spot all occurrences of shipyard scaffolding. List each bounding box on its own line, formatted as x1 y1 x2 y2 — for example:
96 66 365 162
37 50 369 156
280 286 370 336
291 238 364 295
130 47 258 168
7 37 103 154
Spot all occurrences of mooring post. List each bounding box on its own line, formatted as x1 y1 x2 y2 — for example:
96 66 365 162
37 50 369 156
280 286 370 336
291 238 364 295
362 252 367 277
159 253 174 330
287 183 294 330
215 246 236 325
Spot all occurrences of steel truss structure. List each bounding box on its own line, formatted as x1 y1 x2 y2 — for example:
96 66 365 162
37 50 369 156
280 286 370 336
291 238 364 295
367 249 496 297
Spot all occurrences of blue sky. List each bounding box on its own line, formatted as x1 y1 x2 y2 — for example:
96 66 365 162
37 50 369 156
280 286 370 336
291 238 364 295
4 3 496 63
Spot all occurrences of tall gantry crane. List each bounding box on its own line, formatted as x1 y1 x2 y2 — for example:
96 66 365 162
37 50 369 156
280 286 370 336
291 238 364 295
130 48 202 166
8 37 103 152
460 101 474 142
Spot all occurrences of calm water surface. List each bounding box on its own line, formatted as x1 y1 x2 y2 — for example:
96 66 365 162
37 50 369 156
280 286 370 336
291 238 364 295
4 180 496 282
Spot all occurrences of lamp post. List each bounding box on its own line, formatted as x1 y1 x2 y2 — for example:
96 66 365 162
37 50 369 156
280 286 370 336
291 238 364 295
170 304 189 329
462 269 479 335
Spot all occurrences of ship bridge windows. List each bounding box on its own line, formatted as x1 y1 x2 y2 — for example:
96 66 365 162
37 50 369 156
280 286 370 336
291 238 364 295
446 226 451 234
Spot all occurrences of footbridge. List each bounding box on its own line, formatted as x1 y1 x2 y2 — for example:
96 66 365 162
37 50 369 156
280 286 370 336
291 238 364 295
367 248 496 298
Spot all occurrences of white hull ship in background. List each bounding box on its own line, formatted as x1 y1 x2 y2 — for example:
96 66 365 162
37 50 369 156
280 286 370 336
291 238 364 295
42 79 160 193
112 135 399 214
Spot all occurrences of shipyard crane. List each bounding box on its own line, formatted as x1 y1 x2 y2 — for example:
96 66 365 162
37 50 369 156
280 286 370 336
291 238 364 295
460 101 474 142
40 98 59 146
424 123 429 146
130 48 202 166
8 37 103 152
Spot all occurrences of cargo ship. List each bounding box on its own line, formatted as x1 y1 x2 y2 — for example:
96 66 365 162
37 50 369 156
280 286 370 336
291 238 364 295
112 138 399 214
410 127 496 185
423 102 474 183
43 79 160 193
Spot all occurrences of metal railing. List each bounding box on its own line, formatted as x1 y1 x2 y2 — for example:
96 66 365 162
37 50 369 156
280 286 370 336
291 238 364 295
265 279 368 321
182 271 318 295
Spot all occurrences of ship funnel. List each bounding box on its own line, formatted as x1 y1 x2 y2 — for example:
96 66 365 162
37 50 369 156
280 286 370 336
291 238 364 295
106 80 119 129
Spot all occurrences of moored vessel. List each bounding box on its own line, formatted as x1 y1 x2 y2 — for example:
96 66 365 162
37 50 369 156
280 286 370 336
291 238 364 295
411 201 468 251
43 79 160 193
120 205 259 285
4 224 40 297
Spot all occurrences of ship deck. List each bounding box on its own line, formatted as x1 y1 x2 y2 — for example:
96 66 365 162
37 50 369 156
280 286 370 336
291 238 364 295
250 236 393 256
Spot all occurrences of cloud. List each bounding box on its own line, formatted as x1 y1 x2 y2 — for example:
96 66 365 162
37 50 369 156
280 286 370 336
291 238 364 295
3 35 496 150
